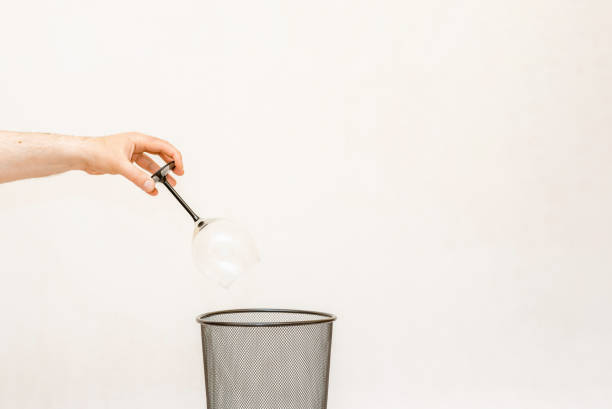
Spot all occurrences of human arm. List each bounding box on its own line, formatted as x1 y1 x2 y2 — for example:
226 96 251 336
0 131 184 195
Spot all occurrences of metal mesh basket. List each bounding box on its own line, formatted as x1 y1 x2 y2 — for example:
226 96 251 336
196 309 337 409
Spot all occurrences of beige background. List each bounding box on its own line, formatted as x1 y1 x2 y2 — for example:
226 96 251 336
1 1 611 408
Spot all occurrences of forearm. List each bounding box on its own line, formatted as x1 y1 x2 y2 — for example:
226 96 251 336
0 131 90 183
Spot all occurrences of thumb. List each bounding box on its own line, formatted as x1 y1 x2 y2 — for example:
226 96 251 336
119 162 157 195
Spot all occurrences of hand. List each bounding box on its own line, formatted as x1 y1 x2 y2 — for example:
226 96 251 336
84 132 184 195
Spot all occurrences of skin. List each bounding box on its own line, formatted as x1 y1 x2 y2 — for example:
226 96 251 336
0 131 184 195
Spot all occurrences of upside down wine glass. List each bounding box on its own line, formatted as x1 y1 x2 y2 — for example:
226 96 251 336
151 161 259 287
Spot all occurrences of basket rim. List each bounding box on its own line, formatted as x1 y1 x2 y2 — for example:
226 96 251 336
196 308 337 327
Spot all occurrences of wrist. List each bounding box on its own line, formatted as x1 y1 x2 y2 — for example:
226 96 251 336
64 135 97 172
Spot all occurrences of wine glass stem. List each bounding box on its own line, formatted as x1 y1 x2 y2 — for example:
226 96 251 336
162 179 200 222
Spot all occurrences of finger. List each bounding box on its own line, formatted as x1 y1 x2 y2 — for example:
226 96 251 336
160 153 177 166
119 161 159 196
133 153 160 173
133 134 184 176
134 154 177 186
166 174 177 186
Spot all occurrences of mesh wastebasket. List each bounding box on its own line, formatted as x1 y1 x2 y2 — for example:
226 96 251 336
196 309 337 409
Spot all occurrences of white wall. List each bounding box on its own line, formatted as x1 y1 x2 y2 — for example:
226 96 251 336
1 1 611 408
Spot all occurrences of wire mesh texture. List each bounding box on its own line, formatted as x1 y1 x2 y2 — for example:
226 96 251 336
197 309 336 409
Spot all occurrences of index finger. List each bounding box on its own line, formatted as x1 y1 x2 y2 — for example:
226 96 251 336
133 133 184 175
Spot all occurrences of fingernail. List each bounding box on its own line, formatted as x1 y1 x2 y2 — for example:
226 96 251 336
144 179 155 192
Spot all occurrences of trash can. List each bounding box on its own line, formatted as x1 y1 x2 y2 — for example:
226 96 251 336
196 309 337 409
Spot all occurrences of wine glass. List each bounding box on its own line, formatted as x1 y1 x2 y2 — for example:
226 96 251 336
152 161 259 287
